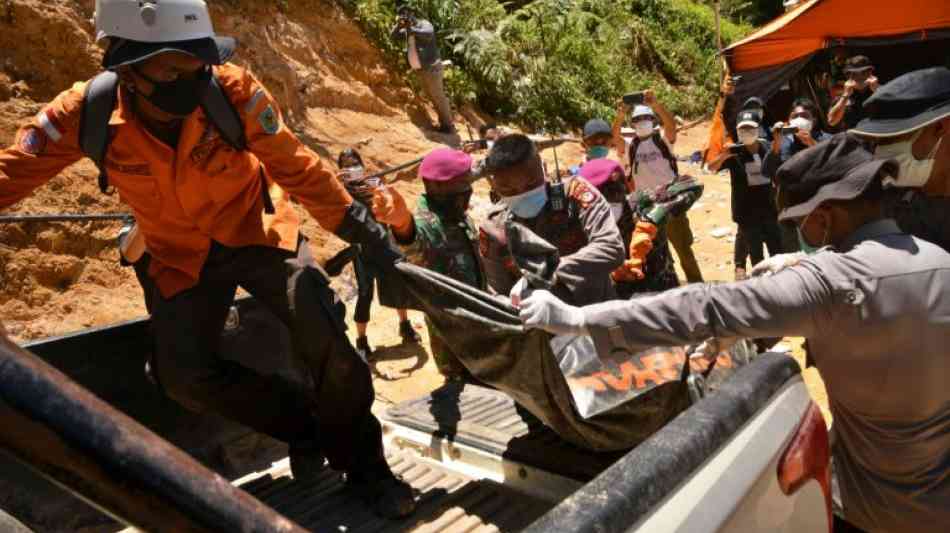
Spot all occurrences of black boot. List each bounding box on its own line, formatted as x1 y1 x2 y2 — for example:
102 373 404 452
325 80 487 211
399 321 420 344
355 335 374 361
346 464 416 519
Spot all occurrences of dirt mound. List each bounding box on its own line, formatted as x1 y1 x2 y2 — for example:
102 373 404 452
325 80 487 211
0 0 468 340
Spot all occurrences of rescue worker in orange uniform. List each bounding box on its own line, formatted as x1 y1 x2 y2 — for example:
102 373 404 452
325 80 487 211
0 0 415 518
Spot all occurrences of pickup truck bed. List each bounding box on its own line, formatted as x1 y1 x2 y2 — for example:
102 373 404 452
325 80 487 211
9 299 823 533
229 382 615 532
239 450 550 532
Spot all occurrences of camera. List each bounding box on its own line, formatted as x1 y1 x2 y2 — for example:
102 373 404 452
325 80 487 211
623 92 645 106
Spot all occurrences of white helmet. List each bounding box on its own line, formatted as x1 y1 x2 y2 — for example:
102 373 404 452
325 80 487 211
95 0 234 69
632 105 655 121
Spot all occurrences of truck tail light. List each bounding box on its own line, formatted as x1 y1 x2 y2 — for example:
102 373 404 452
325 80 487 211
777 401 832 532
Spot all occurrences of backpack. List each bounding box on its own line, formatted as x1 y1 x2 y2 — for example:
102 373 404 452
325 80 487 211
628 131 678 178
78 71 274 213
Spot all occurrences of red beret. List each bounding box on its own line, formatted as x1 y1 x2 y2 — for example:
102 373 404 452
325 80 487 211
419 148 473 182
579 158 625 188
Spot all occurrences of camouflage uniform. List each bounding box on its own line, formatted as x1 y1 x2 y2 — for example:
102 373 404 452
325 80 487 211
397 195 484 377
615 176 703 298
479 177 625 306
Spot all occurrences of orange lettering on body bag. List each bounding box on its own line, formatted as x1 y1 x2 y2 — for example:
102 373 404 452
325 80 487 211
589 350 684 392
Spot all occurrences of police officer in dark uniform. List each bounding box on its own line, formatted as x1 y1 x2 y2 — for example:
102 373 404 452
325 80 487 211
478 134 625 306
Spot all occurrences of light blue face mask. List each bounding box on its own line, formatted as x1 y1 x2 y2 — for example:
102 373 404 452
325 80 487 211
796 210 828 255
797 228 822 255
503 184 548 218
587 145 610 160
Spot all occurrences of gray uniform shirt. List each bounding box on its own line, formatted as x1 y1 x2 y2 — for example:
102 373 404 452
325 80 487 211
583 220 950 533
479 177 624 306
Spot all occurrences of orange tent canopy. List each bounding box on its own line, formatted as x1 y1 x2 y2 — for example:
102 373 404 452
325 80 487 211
725 0 950 72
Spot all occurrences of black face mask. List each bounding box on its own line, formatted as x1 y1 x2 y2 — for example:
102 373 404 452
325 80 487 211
599 178 627 204
427 189 473 220
132 65 212 117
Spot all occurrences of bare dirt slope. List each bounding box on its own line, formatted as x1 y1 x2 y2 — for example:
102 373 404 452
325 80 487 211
0 0 462 340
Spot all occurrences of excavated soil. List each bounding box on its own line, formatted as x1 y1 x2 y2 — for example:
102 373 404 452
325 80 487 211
0 0 465 339
0 0 829 420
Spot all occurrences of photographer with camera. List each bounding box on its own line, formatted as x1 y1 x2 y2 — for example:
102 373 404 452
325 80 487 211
764 98 831 252
828 55 879 130
336 149 420 361
611 90 704 283
390 6 455 134
708 111 783 279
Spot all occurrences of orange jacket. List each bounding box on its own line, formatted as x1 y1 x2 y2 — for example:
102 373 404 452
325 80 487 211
0 64 353 298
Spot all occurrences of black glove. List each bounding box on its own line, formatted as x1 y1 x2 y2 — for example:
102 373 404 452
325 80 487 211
335 202 407 308
323 245 361 277
335 202 404 269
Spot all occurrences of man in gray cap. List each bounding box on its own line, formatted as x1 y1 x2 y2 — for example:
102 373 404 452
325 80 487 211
851 66 950 251
519 133 950 533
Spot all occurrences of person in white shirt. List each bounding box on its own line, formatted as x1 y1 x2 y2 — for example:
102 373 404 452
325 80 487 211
613 91 704 283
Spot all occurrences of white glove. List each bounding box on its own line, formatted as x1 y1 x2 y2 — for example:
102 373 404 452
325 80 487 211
518 290 588 336
750 252 806 278
509 277 532 308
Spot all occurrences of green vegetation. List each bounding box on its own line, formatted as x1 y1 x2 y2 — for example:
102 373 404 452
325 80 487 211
717 0 783 26
340 0 752 130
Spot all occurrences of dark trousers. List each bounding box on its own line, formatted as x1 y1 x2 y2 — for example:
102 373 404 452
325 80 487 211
736 221 784 267
353 254 376 324
734 228 749 269
134 242 385 473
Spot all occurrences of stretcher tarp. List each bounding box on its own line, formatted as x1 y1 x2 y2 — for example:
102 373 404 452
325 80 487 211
394 262 752 451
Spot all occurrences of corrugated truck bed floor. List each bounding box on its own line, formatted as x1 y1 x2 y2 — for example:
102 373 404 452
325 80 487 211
237 451 553 532
382 382 625 481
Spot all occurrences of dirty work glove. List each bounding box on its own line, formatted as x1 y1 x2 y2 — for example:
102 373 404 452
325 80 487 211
612 262 645 282
750 252 805 278
612 220 656 282
692 337 740 365
519 290 588 336
371 185 413 238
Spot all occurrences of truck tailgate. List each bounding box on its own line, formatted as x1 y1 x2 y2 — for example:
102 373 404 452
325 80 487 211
233 450 553 532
